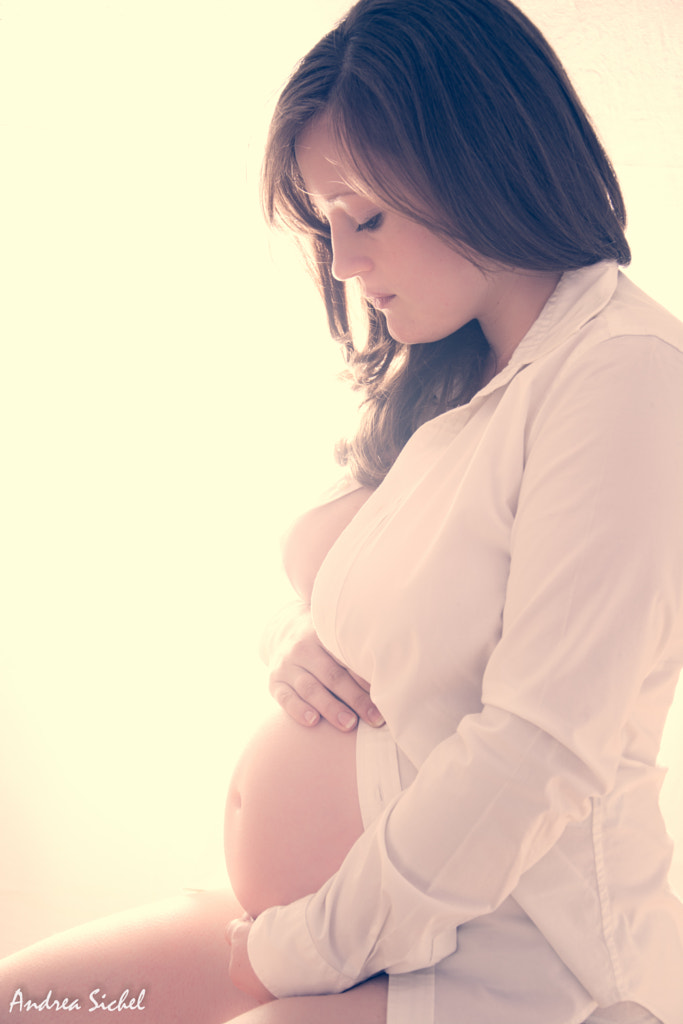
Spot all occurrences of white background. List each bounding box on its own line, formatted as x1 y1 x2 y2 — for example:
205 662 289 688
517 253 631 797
1 0 682 955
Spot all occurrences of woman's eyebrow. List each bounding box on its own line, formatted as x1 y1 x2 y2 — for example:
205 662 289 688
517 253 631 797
322 190 355 202
304 190 358 220
303 189 355 207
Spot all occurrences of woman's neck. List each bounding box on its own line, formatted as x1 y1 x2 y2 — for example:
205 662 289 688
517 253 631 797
478 269 561 373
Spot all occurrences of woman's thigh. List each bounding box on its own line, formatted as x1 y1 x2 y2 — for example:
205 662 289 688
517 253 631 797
225 711 363 918
0 889 259 1023
0 714 375 1023
0 887 388 1024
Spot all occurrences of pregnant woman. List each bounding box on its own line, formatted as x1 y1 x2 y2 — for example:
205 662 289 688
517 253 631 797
1 1 682 1021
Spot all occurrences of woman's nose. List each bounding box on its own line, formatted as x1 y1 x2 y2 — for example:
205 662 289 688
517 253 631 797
330 230 374 282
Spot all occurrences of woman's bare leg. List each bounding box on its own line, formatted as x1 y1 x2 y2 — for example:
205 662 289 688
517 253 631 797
0 888 259 1023
0 892 388 1024
0 713 386 1023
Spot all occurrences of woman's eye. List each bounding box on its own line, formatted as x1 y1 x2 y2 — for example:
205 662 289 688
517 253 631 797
356 213 384 233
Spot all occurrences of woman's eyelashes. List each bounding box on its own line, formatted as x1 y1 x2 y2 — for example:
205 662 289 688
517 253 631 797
356 212 384 233
313 207 384 234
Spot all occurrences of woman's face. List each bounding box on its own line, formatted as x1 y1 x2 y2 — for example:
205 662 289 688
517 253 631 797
295 117 498 349
296 117 561 366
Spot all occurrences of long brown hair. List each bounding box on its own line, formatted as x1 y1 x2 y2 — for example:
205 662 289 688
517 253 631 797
262 0 631 486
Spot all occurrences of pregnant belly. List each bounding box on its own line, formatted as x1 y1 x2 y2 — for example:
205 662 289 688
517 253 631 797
224 711 364 919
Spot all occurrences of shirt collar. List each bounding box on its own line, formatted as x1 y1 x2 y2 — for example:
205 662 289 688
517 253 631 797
477 260 620 398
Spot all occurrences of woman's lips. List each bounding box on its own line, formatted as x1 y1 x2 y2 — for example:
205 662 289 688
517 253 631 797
366 294 395 310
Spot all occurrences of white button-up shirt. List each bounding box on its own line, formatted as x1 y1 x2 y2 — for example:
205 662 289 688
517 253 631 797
248 262 683 1023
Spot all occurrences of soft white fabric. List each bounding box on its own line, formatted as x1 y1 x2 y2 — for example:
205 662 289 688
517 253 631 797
355 721 435 1024
248 263 683 1023
356 720 608 1024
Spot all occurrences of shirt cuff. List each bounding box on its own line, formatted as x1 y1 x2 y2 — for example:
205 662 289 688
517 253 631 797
247 896 355 998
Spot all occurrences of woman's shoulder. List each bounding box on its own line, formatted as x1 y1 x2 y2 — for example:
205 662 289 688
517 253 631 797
541 271 683 399
602 272 683 354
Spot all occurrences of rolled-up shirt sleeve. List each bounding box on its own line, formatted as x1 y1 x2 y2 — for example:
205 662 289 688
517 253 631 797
249 333 683 998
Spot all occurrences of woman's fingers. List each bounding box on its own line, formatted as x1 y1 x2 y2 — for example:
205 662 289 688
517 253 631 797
269 653 383 731
270 677 323 727
348 668 372 693
271 673 356 731
266 608 383 731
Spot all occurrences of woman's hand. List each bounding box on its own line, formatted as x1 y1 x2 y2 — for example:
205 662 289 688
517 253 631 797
226 916 274 1004
266 603 384 732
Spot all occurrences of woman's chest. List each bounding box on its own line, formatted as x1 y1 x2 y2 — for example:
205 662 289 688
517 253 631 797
312 391 530 760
